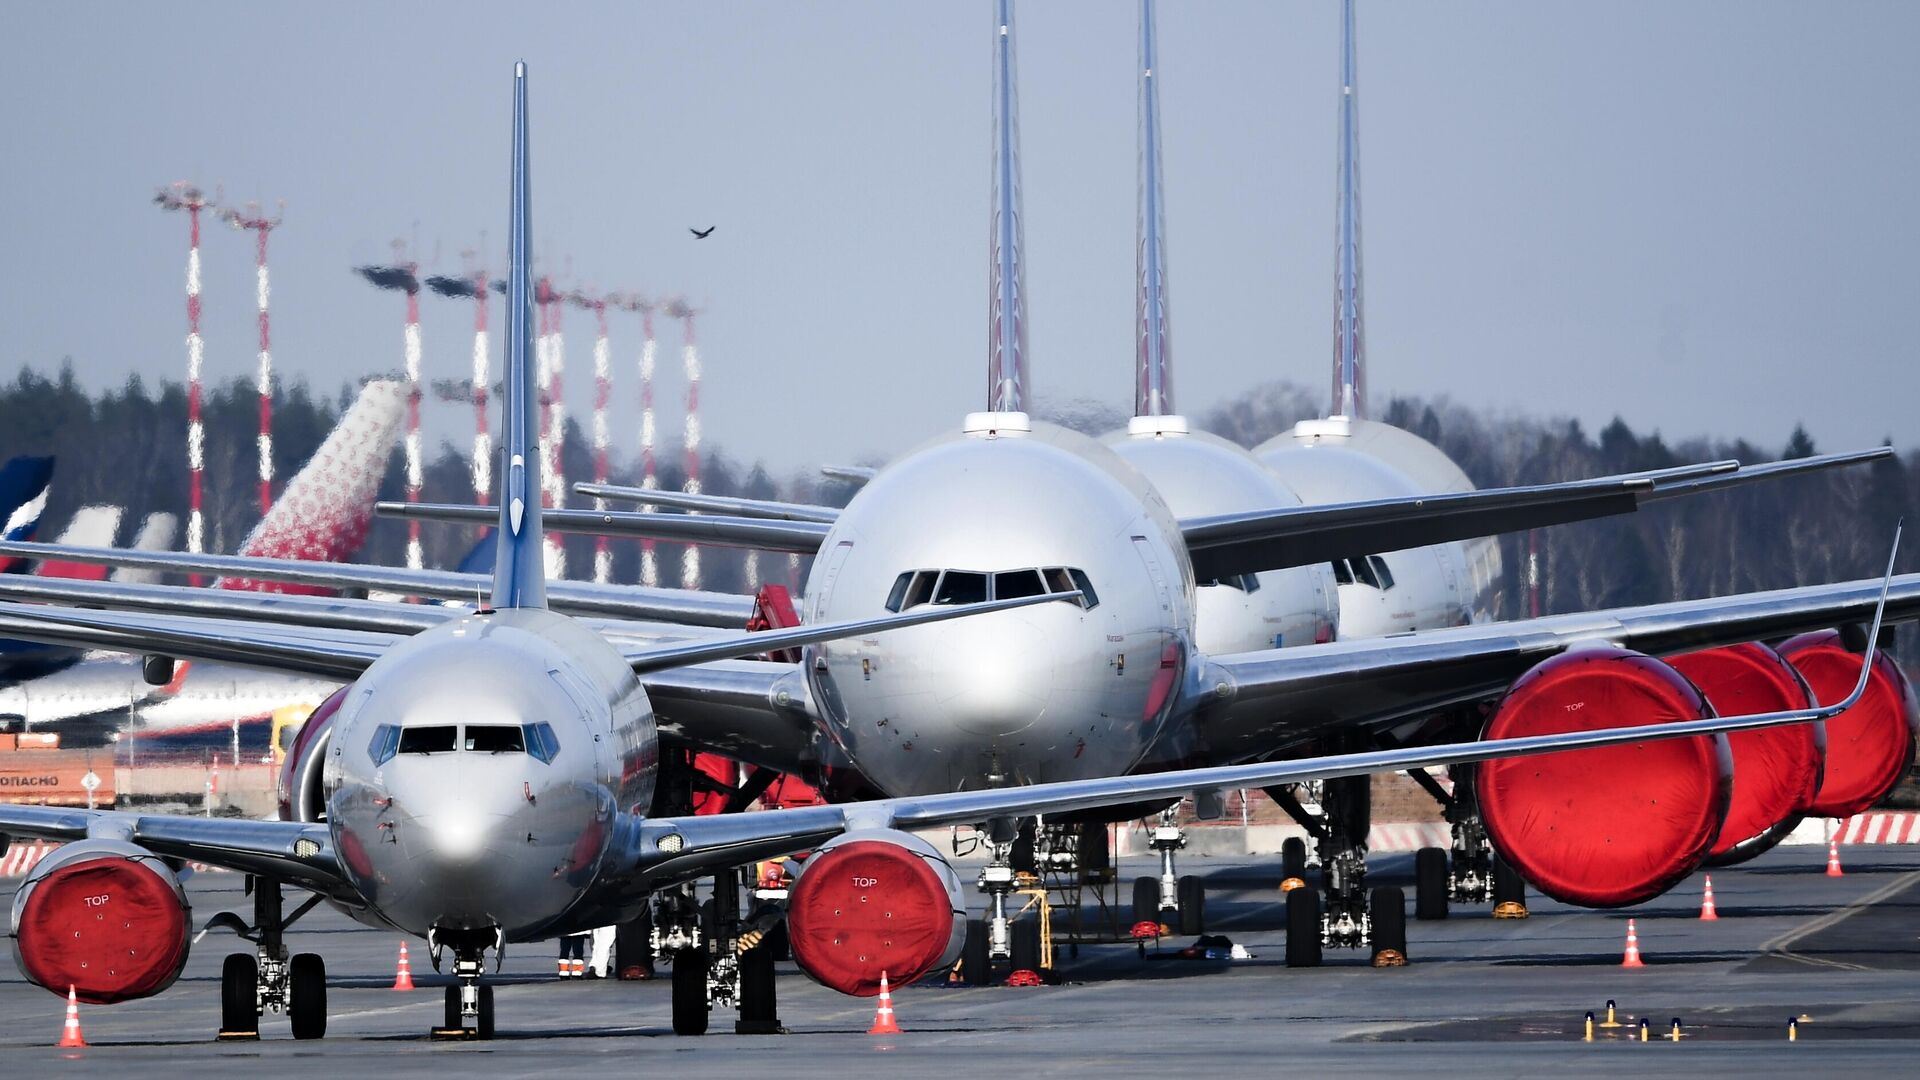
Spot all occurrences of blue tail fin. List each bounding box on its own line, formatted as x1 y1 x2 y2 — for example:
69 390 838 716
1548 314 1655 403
491 62 547 610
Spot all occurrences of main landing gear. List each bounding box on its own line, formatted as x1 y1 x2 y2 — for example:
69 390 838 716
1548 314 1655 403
653 870 784 1036
1130 807 1206 936
212 877 328 1040
1406 767 1527 921
1267 777 1407 968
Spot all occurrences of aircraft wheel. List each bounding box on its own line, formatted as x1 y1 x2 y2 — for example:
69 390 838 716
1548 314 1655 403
671 948 710 1035
288 953 327 1040
962 918 992 986
1281 836 1308 882
1414 847 1450 920
220 953 259 1036
615 912 655 979
1132 876 1158 925
1009 918 1043 976
1285 886 1322 968
1177 875 1206 935
738 940 778 1028
1370 887 1408 966
1492 853 1527 909
443 986 461 1030
475 984 495 1041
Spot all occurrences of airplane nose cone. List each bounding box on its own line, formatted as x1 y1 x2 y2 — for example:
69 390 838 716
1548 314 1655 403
936 618 1055 737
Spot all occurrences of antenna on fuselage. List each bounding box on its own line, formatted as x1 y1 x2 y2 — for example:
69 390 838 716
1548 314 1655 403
1135 0 1173 419
490 61 548 611
987 0 1029 414
1330 0 1366 421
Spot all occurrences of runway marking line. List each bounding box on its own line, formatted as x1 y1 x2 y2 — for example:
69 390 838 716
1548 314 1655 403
1759 868 1920 972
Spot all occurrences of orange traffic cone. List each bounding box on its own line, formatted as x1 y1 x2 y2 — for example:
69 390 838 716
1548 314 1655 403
392 941 416 991
867 971 902 1035
1825 838 1844 877
1699 876 1719 921
1620 918 1645 968
57 985 86 1047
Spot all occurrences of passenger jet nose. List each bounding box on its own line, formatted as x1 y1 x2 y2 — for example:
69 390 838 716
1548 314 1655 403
932 618 1055 736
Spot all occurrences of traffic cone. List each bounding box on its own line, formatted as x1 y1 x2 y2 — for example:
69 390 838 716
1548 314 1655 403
1620 918 1645 968
867 971 902 1035
57 985 86 1048
392 941 416 991
1699 876 1719 921
1826 838 1844 877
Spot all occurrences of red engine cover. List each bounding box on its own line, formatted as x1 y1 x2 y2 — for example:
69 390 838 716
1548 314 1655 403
10 842 191 1004
1669 643 1823 863
1479 647 1731 907
785 831 966 997
1781 631 1920 818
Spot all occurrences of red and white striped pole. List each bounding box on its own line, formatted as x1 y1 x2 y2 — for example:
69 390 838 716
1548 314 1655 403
612 295 661 588
221 202 284 516
470 267 492 506
670 300 703 590
578 292 614 584
536 277 567 578
403 283 425 570
155 183 211 582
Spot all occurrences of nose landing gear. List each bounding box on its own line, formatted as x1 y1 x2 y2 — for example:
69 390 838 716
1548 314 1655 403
429 930 503 1040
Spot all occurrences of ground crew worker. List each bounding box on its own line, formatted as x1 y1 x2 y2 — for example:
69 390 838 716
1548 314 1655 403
558 929 590 978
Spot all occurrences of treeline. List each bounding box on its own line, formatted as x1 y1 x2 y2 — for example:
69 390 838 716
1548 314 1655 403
3 364 1912 634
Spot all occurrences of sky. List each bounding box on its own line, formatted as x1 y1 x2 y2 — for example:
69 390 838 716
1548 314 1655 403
4 1 1918 475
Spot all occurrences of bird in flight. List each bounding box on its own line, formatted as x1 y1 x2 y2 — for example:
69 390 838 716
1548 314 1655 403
690 226 715 239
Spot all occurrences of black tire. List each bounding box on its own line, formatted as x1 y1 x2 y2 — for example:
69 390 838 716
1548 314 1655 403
671 948 711 1036
1280 836 1308 882
1492 853 1526 907
1010 819 1037 875
1370 886 1408 963
288 953 327 1040
1077 822 1110 873
444 985 461 1030
765 917 791 962
1285 886 1322 968
1132 876 1159 924
1009 918 1042 974
1414 847 1450 921
475 984 495 1041
614 913 654 979
962 918 992 986
1177 875 1206 935
738 941 778 1028
220 953 259 1035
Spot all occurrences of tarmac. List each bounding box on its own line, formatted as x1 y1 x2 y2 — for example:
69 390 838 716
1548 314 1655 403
2 842 1916 1077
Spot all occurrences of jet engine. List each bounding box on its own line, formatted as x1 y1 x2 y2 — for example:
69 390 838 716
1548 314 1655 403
1670 643 1824 865
784 829 966 997
1477 647 1732 907
1780 630 1920 818
10 839 191 1003
278 684 351 823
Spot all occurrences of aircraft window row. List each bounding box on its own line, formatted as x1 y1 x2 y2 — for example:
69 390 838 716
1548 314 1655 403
885 566 1099 612
1330 555 1396 590
1200 573 1262 593
367 722 561 764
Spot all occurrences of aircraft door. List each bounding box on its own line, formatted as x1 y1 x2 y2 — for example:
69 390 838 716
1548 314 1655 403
1131 536 1172 617
808 541 855 619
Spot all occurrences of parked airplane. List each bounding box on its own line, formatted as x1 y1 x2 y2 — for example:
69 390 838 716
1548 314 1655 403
5 22 1915 1041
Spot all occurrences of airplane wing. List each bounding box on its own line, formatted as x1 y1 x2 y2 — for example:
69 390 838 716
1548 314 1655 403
378 502 831 554
0 806 352 899
0 602 394 678
820 465 876 485
1178 448 1889 580
1181 571 1920 766
630 581 1890 885
574 483 841 524
0 541 756 627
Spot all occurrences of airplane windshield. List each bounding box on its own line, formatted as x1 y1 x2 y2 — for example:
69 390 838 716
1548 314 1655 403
398 725 457 754
465 726 525 754
886 566 1099 612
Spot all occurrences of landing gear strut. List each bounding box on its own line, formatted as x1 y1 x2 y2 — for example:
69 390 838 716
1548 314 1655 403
1267 777 1406 966
1130 807 1205 935
215 877 326 1040
652 870 782 1035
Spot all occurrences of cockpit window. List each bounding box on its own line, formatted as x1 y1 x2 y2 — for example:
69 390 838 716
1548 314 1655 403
523 722 561 764
1368 556 1395 590
933 570 989 605
888 566 1097 610
398 725 457 754
1352 556 1381 589
1331 559 1353 585
465 725 525 754
1200 573 1261 593
367 724 401 766
993 569 1047 600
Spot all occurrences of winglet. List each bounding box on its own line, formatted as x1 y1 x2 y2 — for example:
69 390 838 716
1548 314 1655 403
1842 519 1903 710
491 61 547 610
